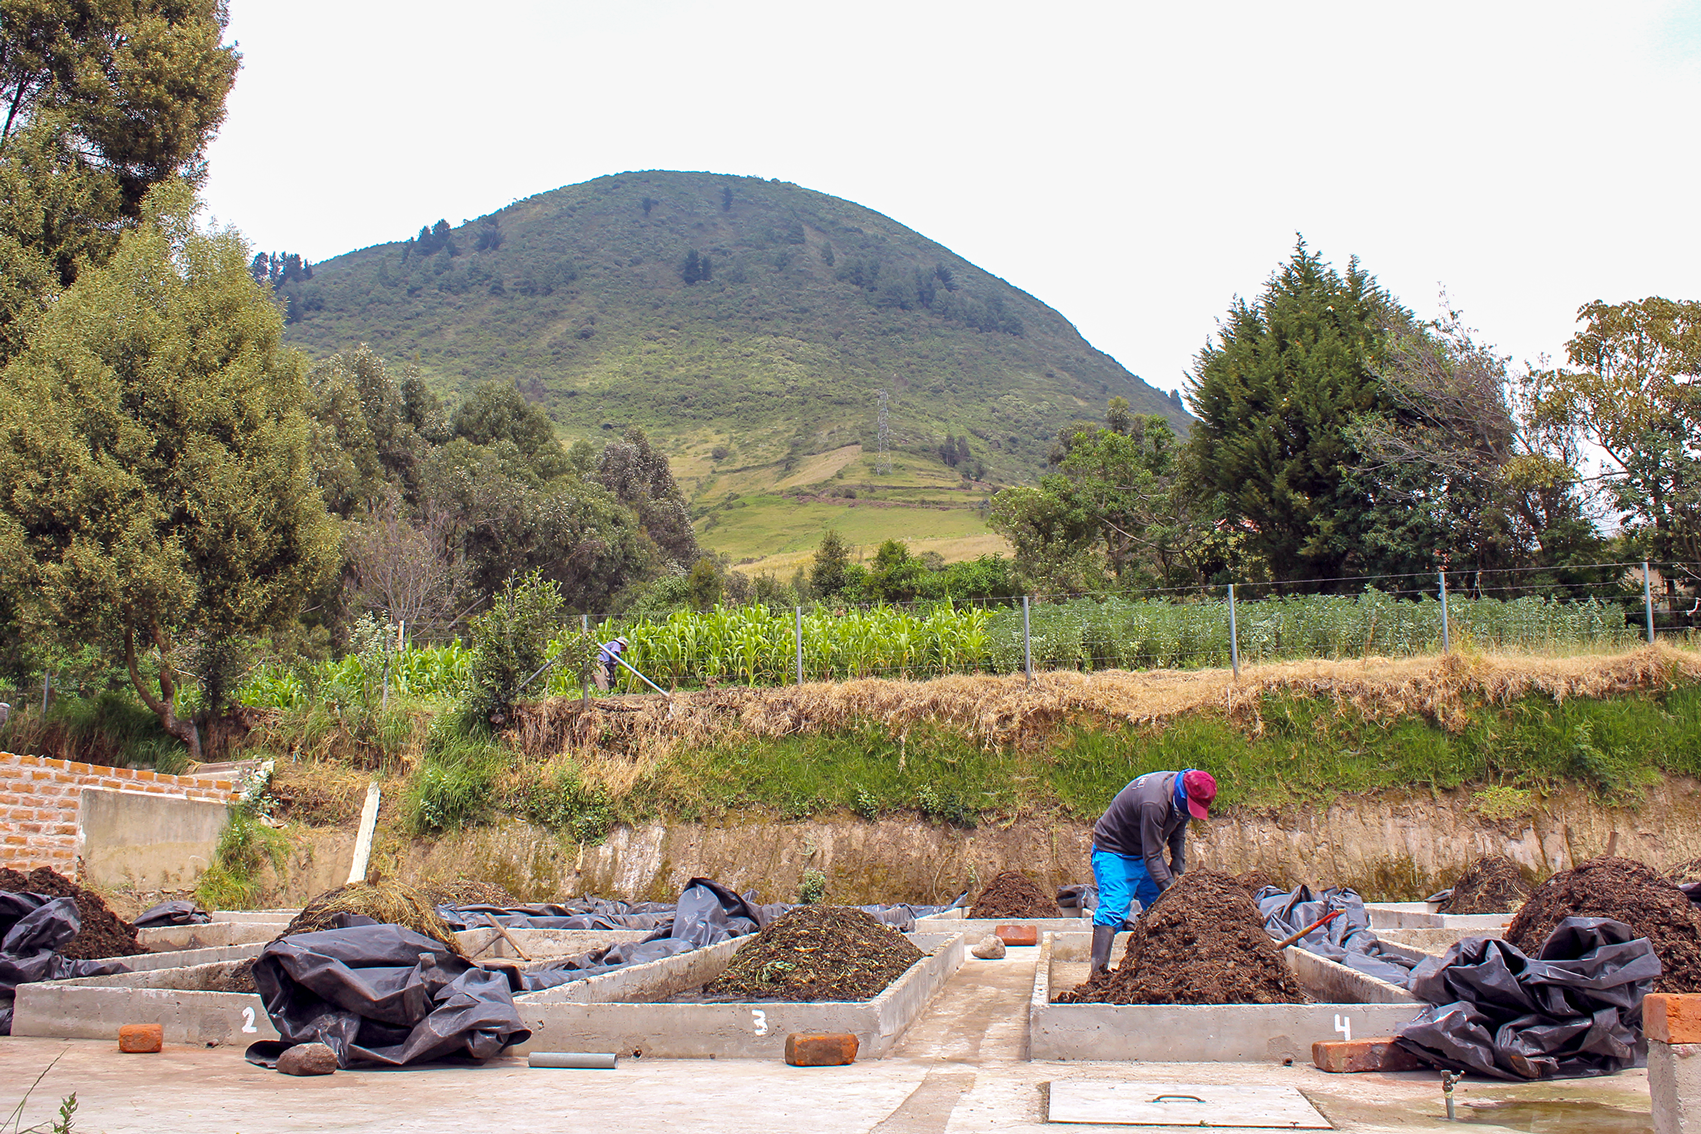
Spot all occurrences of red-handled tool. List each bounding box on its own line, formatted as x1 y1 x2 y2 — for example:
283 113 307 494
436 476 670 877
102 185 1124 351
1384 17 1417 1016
1273 908 1343 950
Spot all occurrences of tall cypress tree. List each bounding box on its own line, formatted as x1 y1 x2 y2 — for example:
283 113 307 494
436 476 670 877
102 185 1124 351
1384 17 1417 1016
1187 240 1415 584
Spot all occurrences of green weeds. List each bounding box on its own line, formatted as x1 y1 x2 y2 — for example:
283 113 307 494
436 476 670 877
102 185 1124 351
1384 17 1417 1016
195 807 290 909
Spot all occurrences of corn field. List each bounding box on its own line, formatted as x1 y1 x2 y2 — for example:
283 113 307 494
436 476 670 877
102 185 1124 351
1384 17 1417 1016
540 591 1641 694
239 643 473 709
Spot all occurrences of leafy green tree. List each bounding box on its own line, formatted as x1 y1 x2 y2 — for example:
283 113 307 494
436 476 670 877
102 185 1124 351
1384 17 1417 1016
0 188 339 758
867 539 929 603
1187 240 1417 583
450 381 570 479
810 529 853 598
1533 297 1701 579
466 571 562 725
986 484 1100 596
687 557 722 609
595 426 698 567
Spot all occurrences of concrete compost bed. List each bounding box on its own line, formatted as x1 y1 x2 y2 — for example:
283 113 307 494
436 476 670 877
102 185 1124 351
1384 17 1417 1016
11 929 652 1047
1030 931 1421 1063
513 931 966 1059
1365 901 1513 933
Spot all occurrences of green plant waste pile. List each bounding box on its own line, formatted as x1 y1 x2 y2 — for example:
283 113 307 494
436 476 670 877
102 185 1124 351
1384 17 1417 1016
704 907 923 1002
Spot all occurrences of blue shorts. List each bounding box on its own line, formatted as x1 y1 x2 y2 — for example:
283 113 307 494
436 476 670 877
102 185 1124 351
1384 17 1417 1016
1091 845 1162 928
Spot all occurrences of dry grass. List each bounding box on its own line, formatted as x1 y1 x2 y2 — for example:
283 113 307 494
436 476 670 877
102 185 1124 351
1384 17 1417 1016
283 879 466 956
506 645 1701 779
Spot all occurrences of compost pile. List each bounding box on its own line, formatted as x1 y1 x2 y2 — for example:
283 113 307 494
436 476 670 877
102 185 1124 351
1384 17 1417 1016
204 958 257 994
426 878 519 908
1669 858 1701 886
0 867 142 959
1233 870 1276 897
283 881 466 956
1436 855 1530 915
1060 870 1309 1005
970 871 1054 919
1504 856 1701 993
705 906 923 1002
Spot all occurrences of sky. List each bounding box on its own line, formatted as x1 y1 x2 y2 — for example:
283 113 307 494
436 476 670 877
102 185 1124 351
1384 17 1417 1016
203 0 1701 400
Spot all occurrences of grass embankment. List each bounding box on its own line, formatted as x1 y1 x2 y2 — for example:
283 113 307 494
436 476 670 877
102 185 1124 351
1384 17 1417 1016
241 647 1701 859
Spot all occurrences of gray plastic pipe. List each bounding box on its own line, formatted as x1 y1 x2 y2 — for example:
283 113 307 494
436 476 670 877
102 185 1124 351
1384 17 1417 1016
528 1052 620 1069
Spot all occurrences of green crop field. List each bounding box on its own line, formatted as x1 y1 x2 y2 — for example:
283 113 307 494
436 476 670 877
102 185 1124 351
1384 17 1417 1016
696 494 995 566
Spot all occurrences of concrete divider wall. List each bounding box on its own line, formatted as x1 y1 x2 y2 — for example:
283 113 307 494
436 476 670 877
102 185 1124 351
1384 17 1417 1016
1365 902 1512 932
0 750 235 878
514 931 966 1059
1031 932 1422 1062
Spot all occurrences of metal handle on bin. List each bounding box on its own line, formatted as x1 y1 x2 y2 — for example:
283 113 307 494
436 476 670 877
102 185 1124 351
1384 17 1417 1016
1150 1094 1205 1103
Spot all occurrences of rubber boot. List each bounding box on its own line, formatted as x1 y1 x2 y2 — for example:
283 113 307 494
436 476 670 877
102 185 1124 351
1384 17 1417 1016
1090 924 1116 977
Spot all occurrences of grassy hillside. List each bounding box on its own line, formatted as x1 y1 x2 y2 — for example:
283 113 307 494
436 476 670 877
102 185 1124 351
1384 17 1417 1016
281 170 1187 510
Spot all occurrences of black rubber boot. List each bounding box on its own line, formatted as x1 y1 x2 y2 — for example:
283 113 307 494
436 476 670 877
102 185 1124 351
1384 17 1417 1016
1090 924 1116 976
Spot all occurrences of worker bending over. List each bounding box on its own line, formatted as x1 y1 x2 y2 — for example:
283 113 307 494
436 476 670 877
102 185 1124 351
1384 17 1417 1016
1088 768 1217 976
593 636 628 692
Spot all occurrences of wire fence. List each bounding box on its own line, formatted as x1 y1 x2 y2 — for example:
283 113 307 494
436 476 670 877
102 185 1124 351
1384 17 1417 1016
191 559 1700 707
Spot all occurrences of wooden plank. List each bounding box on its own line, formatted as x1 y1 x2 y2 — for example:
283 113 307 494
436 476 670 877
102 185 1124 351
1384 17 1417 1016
1047 1082 1332 1128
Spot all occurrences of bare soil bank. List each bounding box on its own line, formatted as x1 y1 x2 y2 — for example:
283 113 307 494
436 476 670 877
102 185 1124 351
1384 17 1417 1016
248 776 1701 909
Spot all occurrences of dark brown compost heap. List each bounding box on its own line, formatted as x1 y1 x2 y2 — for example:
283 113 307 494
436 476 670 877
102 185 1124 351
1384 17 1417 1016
203 958 257 993
970 871 1055 919
1505 856 1701 993
705 906 924 1002
1058 869 1309 1006
1233 870 1277 896
0 866 143 959
283 880 466 956
1437 855 1531 914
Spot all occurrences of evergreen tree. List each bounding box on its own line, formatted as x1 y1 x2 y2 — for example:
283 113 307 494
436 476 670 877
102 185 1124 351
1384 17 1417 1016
1187 240 1416 583
681 249 702 284
810 530 852 598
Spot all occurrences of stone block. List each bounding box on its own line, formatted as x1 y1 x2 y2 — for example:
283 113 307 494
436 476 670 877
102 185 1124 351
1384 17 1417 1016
1311 1037 1426 1073
971 934 1007 959
784 1033 858 1066
277 1043 338 1076
118 1024 163 1053
1648 995 1701 1046
1651 1039 1700 1134
994 924 1038 946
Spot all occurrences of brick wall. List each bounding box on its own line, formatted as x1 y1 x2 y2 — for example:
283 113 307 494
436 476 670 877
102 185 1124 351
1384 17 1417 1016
0 751 237 878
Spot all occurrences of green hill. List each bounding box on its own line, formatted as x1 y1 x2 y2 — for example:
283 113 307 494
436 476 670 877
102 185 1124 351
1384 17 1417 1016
280 170 1186 562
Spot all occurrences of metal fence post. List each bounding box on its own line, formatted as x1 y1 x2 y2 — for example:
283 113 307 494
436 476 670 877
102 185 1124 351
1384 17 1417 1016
580 613 590 706
1022 596 1033 684
1644 561 1656 644
1438 570 1451 653
41 673 50 715
1227 583 1240 679
794 606 804 685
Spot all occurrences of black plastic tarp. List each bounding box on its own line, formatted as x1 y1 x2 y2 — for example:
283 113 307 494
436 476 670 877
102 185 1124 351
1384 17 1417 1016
132 900 212 927
1395 917 1660 1080
0 893 129 1035
245 922 531 1068
1255 884 1416 988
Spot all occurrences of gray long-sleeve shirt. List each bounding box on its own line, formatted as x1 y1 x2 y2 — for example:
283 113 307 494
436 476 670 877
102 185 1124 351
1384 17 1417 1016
1091 770 1187 890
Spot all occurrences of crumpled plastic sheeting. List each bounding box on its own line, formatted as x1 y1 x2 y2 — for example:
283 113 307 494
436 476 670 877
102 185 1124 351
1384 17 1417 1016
0 893 129 1035
1255 884 1416 988
244 923 531 1069
1396 917 1660 1080
132 900 212 927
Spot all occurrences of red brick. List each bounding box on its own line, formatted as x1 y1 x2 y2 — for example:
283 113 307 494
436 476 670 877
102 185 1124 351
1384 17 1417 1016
133 770 156 782
994 925 1038 946
3 836 26 846
67 762 91 776
1312 1038 1427 1073
118 1024 163 1053
141 784 166 794
784 1033 858 1066
1645 994 1701 1045
48 824 77 836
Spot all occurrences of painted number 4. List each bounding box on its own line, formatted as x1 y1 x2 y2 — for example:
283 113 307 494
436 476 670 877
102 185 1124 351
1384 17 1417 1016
241 1006 258 1034
1333 1014 1351 1043
751 1009 768 1036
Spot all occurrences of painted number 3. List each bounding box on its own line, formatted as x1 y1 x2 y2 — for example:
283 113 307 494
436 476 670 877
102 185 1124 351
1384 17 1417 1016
751 1009 768 1036
241 1006 258 1034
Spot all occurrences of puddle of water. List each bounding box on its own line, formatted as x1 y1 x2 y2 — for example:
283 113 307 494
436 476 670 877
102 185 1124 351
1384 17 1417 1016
1454 1099 1652 1133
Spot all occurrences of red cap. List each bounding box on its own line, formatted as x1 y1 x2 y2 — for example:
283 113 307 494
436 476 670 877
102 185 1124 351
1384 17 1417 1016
1182 770 1217 819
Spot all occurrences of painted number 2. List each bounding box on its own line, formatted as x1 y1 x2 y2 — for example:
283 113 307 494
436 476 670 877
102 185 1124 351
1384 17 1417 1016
241 1006 258 1034
751 1009 768 1036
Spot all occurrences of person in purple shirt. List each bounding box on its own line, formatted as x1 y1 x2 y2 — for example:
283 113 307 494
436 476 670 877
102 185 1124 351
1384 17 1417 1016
1088 768 1217 976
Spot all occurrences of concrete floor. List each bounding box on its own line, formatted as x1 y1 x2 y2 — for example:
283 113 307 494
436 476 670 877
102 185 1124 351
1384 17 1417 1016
0 948 1657 1133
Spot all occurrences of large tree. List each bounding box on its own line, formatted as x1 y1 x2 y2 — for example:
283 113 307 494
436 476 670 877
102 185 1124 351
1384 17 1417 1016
1533 297 1701 582
1187 241 1421 584
0 188 339 758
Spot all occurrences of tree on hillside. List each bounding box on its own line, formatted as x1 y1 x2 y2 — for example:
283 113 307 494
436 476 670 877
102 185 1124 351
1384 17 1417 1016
450 381 570 479
810 530 853 599
0 0 238 362
1187 240 1421 583
596 426 698 568
0 188 339 759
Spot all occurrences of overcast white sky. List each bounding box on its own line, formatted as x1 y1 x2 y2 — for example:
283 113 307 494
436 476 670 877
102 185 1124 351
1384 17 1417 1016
203 1 1701 398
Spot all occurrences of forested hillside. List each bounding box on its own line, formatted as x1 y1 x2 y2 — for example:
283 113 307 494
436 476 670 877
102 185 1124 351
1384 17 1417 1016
279 171 1185 486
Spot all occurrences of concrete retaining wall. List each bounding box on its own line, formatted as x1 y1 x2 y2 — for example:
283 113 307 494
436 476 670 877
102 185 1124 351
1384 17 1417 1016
1365 901 1512 932
1030 932 1421 1062
13 959 274 1046
514 931 965 1059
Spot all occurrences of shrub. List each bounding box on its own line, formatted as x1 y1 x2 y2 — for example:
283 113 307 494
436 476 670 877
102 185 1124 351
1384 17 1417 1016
467 572 563 724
